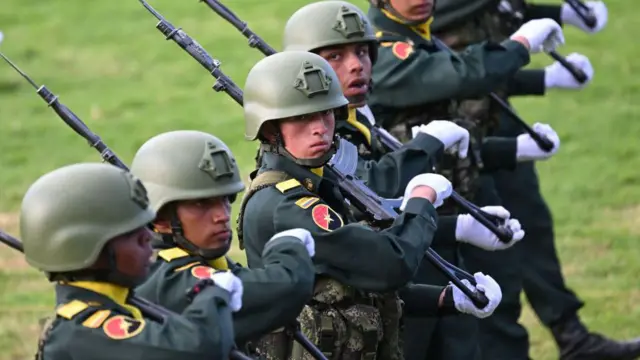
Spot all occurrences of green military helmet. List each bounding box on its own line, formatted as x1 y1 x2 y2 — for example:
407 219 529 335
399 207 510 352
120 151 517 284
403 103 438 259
20 163 155 273
244 50 349 142
283 1 378 64
130 130 245 213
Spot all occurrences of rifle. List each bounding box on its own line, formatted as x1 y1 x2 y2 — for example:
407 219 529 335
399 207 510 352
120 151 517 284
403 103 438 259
0 52 254 360
201 0 515 244
565 0 598 29
139 1 490 309
0 230 253 360
497 1 588 84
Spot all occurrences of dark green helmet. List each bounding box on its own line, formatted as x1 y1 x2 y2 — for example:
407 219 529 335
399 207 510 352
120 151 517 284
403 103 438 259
243 51 349 167
130 130 244 259
130 130 245 213
283 1 378 64
20 163 155 273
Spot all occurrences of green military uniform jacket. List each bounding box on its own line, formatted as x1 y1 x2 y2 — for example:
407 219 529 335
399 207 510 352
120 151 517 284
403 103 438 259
336 107 461 316
242 151 440 294
431 0 556 98
339 107 445 198
39 282 234 360
367 7 525 172
136 237 315 346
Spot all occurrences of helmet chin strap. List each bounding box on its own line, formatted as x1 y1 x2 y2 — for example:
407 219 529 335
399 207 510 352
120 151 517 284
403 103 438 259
260 129 337 168
161 211 231 260
47 246 146 288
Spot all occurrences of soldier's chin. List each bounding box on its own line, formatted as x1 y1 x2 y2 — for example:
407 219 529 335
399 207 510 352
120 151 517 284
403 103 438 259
346 94 367 107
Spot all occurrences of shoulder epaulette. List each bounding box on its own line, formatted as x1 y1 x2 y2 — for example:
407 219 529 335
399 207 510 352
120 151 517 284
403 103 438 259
275 178 302 193
375 30 407 43
81 309 112 328
56 299 90 320
157 247 190 262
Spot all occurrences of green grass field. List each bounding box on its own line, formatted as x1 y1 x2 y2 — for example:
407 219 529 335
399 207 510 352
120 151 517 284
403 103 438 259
0 0 638 358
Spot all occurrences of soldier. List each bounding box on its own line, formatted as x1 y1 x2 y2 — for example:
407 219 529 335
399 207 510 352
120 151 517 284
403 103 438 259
281 0 525 257
431 1 640 360
129 130 317 352
20 162 243 360
239 50 503 359
365 0 564 358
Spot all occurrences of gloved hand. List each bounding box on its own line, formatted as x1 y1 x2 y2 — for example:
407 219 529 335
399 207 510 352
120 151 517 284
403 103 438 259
400 173 452 210
0 31 4 46
545 53 594 89
268 228 315 257
516 123 560 162
452 272 502 319
510 18 564 53
455 206 525 251
412 121 470 159
561 1 608 33
211 271 244 312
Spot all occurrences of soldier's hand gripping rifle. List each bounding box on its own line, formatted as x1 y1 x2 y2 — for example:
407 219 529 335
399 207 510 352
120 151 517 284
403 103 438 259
565 0 598 29
138 2 490 310
0 52 254 360
497 1 588 84
202 0 514 245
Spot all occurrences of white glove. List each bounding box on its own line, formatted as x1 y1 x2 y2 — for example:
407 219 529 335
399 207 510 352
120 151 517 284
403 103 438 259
210 271 244 312
0 31 4 46
452 272 502 319
561 1 608 33
516 123 560 162
455 206 525 251
411 121 470 159
400 173 452 210
545 53 594 89
510 18 564 53
268 228 315 257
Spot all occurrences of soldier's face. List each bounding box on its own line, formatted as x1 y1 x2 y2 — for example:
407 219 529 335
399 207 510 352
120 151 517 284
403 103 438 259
110 227 154 279
389 0 434 21
279 110 336 159
317 44 372 108
174 197 232 251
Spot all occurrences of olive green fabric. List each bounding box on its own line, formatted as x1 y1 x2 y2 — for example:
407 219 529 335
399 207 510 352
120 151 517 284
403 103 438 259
42 282 235 359
136 237 314 347
20 163 155 272
283 0 379 63
243 51 349 140
130 130 245 213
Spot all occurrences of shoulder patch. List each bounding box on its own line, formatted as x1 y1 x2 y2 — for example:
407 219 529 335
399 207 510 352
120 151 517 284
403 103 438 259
275 179 301 193
311 204 344 232
157 247 190 262
173 261 201 273
392 42 414 60
190 265 216 280
102 315 145 340
82 309 111 329
56 300 89 320
295 196 320 209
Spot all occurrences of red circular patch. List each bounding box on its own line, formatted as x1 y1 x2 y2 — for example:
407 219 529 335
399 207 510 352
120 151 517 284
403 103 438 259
311 204 344 232
102 315 145 340
392 42 413 60
191 265 215 280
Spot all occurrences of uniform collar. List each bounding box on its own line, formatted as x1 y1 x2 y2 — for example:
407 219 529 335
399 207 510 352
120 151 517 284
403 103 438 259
55 281 143 319
260 152 325 193
368 6 433 44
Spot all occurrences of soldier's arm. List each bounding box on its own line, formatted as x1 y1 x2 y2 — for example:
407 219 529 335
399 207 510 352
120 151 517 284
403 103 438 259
261 187 438 292
356 133 445 198
430 215 458 247
398 283 459 316
507 69 546 96
229 236 315 345
524 4 563 24
67 286 235 359
481 137 518 172
370 39 530 107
